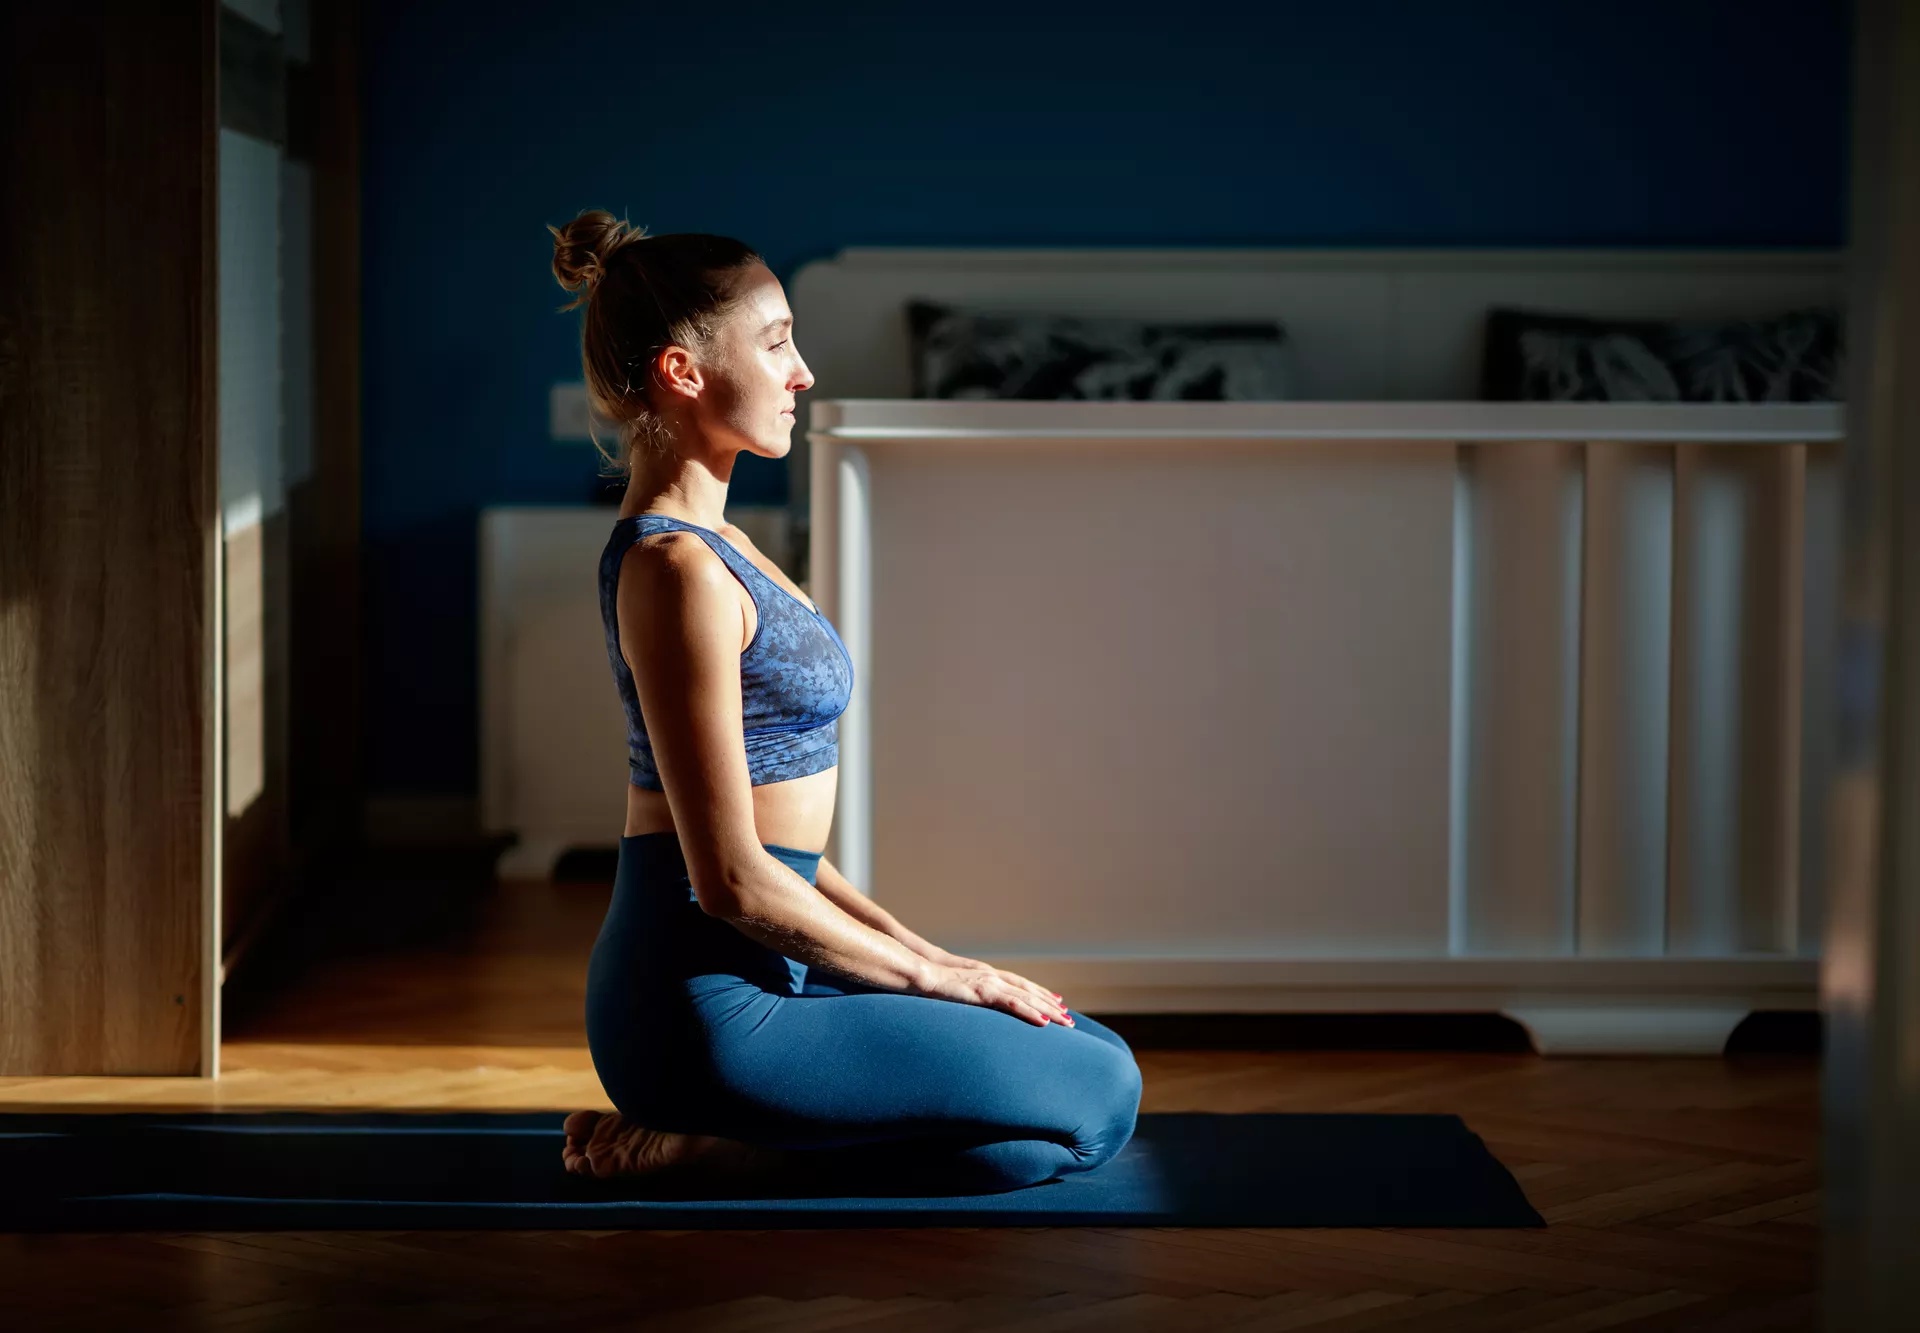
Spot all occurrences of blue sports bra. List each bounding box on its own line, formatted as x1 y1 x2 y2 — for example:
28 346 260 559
598 514 854 791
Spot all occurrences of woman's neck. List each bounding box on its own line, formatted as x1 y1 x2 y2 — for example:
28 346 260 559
624 464 731 532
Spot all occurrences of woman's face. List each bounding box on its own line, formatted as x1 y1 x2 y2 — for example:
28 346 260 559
689 263 814 460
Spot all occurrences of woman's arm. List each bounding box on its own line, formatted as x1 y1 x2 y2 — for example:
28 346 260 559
812 859 1054 981
812 855 959 965
811 857 1071 1010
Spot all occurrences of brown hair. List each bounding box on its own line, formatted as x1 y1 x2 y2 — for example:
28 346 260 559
548 209 764 474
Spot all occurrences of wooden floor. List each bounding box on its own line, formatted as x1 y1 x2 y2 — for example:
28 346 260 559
0 860 1825 1332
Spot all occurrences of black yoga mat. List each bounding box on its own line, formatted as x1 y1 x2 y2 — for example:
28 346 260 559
0 1111 1543 1231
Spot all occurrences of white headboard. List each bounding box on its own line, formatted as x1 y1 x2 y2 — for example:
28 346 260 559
786 246 1844 514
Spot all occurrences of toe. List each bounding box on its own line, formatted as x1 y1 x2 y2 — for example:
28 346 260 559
584 1116 626 1179
563 1110 606 1167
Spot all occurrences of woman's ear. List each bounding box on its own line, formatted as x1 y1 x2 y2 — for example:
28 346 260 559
654 345 702 401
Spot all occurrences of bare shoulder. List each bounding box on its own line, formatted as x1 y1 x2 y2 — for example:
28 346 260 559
617 530 744 643
621 528 722 593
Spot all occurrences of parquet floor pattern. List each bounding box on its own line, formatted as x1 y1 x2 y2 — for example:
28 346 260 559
0 872 1822 1332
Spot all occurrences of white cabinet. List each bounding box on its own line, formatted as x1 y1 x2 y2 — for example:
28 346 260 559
808 401 1834 1054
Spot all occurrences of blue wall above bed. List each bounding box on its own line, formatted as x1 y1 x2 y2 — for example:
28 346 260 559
361 0 1850 799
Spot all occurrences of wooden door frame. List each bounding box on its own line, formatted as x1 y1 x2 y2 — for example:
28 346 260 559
0 1 222 1077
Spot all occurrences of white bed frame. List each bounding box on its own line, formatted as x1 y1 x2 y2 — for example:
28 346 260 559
790 247 1845 1055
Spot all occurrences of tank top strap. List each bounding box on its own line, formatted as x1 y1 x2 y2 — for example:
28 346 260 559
619 514 767 596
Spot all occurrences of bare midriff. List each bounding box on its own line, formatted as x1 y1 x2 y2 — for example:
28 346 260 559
623 765 838 854
616 515 840 855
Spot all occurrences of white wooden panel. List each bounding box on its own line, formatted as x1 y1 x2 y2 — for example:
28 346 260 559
1668 447 1799 955
796 399 1844 1044
1452 442 1584 955
1796 440 1844 955
1577 443 1674 956
845 436 1456 958
825 445 873 889
808 399 1839 443
479 509 629 844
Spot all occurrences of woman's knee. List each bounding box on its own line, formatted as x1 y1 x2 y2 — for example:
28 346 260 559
1093 1030 1144 1112
1062 1009 1133 1059
1061 1042 1143 1170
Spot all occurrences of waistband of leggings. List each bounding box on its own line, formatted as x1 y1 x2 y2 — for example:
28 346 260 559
619 830 822 881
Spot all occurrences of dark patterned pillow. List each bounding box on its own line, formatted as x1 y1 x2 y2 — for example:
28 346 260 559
907 299 1298 400
1480 306 1843 402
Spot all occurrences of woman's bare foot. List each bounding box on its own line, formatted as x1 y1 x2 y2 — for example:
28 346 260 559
561 1109 773 1181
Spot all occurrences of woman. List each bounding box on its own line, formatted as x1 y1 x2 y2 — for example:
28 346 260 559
550 211 1143 1196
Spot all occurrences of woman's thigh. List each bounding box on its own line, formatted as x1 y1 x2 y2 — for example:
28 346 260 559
800 967 1136 1058
684 976 1143 1155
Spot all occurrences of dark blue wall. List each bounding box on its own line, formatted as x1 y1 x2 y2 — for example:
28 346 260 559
361 0 1849 797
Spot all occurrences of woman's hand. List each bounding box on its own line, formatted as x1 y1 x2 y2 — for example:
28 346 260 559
937 954 1069 1011
911 960 1074 1028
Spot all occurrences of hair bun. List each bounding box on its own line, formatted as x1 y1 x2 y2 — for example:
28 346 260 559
548 209 647 308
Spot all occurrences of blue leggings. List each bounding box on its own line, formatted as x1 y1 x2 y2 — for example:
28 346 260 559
585 833 1143 1195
